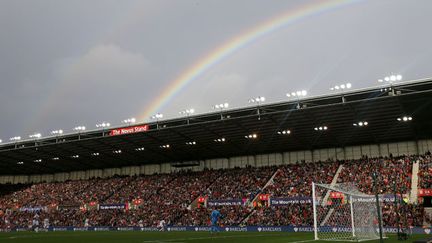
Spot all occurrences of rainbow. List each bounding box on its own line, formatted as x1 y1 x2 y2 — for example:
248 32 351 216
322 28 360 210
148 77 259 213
138 0 361 120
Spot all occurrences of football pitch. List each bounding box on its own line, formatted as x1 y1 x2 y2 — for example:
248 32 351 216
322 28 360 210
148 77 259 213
0 232 429 243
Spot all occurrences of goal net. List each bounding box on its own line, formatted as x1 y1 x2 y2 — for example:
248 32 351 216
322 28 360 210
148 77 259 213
312 182 385 242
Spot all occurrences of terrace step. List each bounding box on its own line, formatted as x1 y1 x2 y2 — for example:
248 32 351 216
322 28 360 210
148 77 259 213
321 164 344 206
320 164 344 225
424 208 432 227
410 159 420 204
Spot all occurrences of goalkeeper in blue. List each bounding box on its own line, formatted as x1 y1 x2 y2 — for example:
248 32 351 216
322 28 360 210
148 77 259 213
210 209 222 233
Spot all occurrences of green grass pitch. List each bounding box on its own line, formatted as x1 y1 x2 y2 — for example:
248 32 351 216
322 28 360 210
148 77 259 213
0 232 429 243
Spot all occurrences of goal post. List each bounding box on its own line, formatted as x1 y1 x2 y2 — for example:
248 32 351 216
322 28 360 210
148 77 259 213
312 182 319 240
312 183 385 242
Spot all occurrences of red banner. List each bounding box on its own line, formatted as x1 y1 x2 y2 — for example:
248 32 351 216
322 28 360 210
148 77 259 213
109 125 149 136
418 189 432 197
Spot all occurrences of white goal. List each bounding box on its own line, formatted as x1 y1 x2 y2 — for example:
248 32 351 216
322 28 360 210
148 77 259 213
312 182 385 242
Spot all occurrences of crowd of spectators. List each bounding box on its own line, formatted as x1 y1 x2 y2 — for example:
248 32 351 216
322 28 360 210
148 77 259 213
0 184 31 210
382 202 426 227
1 204 428 229
0 155 431 229
247 205 312 226
0 184 29 197
425 210 432 226
247 202 428 228
418 154 432 189
0 209 153 229
203 166 276 200
264 161 339 197
175 206 252 226
136 169 222 226
104 174 173 204
338 156 413 194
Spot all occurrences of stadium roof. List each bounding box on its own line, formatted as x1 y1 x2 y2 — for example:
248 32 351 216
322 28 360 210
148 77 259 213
1 78 432 175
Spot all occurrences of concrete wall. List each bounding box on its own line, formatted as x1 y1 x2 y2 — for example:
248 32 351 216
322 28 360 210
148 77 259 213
0 139 431 185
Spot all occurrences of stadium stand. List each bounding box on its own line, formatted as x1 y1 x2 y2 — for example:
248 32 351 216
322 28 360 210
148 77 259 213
247 204 312 226
418 155 432 189
1 80 432 232
203 166 275 200
337 156 413 194
263 161 339 197
0 155 431 229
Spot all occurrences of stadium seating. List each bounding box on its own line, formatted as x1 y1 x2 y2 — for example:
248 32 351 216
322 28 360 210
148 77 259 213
418 155 432 189
337 156 413 194
0 155 430 229
263 161 339 197
247 204 312 226
203 166 275 200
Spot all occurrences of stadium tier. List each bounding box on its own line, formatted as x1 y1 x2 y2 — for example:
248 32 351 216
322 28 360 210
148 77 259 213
0 155 432 230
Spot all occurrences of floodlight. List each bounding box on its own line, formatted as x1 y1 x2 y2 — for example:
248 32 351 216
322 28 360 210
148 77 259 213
74 126 86 131
29 133 42 139
96 122 110 128
51 130 63 135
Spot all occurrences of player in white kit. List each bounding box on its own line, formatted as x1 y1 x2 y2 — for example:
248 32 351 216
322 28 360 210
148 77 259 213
43 217 50 229
84 218 90 227
32 214 40 232
157 219 166 231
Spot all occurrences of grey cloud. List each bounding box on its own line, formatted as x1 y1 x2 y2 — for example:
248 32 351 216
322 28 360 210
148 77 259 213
1 0 432 140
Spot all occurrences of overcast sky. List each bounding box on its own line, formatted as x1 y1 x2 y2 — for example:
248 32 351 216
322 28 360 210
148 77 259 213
1 0 432 141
